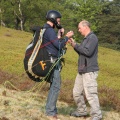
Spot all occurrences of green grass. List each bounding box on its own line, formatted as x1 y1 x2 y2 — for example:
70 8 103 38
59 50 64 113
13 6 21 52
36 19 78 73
62 42 120 90
0 26 120 90
98 47 120 90
0 27 31 74
1 27 120 112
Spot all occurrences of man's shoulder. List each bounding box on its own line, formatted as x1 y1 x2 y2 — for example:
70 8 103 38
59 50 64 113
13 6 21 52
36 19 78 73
89 32 96 36
89 32 98 40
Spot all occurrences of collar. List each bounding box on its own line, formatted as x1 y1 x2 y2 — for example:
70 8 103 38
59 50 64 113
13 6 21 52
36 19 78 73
84 31 93 39
44 23 53 28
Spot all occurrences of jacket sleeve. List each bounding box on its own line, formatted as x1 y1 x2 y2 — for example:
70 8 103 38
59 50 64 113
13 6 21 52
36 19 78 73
46 28 68 50
74 35 98 57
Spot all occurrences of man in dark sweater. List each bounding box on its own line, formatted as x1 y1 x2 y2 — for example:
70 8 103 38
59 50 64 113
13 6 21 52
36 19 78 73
69 20 102 120
43 10 74 120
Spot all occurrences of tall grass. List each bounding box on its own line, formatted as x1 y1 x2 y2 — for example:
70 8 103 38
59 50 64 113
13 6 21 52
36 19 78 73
0 27 120 111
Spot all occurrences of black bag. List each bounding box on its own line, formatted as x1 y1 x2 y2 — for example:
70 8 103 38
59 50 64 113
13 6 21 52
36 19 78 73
23 26 53 82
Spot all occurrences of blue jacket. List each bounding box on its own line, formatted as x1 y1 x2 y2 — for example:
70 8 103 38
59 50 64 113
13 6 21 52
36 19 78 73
43 23 68 57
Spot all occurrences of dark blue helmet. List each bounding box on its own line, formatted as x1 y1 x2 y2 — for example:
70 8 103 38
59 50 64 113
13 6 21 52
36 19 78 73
46 10 62 29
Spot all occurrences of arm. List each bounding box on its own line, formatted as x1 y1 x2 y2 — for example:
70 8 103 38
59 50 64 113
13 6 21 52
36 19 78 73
75 35 98 57
47 28 74 50
70 34 98 57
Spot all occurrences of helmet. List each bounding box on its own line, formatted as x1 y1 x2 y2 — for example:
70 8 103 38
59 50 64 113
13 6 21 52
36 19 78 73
46 10 62 29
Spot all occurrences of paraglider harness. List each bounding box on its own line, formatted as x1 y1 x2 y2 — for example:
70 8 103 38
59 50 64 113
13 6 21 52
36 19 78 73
24 26 67 83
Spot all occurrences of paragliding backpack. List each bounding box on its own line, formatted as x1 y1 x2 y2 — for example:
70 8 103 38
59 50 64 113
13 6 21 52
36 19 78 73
24 26 53 82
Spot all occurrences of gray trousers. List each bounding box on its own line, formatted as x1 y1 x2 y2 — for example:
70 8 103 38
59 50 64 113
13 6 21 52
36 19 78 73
73 71 102 119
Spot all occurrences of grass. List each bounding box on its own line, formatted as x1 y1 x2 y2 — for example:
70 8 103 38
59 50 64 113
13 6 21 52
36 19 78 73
62 42 120 90
0 27 31 74
98 47 120 90
1 85 119 120
0 26 120 113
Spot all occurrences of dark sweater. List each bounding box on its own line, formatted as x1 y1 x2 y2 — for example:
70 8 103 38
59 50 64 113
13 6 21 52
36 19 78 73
74 32 99 73
43 23 68 57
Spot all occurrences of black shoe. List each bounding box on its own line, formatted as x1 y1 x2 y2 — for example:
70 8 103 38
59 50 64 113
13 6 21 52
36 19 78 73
70 111 88 117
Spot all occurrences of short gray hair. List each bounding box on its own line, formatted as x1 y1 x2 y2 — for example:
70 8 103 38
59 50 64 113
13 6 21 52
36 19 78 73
81 20 91 28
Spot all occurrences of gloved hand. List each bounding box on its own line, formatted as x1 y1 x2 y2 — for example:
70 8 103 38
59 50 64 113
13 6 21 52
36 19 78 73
58 28 65 38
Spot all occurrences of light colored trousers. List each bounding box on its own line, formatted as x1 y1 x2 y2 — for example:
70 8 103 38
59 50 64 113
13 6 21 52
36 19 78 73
73 71 102 119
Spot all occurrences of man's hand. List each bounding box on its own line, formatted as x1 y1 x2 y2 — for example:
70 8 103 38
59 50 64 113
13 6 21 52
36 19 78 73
65 31 74 38
68 38 76 47
58 28 65 38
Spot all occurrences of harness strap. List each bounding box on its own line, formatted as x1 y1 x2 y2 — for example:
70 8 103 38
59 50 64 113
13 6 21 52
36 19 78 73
39 56 63 82
27 28 46 78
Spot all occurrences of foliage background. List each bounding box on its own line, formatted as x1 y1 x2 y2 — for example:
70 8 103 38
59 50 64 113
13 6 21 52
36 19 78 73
0 0 120 50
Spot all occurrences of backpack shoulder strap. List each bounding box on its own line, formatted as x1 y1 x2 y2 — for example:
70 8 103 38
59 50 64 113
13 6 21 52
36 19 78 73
27 27 46 78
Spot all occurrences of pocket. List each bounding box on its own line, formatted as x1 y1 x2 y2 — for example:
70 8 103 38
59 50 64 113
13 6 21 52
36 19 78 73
79 58 87 73
87 86 98 94
84 72 98 87
79 65 86 72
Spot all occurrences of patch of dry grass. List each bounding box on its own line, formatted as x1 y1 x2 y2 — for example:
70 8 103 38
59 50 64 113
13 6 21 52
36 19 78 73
99 86 120 112
0 27 120 119
0 85 120 120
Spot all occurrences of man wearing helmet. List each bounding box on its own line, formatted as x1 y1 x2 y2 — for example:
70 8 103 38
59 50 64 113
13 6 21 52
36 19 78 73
43 10 74 120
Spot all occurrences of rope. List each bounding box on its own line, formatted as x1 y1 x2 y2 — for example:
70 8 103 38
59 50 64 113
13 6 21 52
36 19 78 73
25 37 59 57
4 81 21 91
3 55 64 93
3 28 67 93
27 56 63 92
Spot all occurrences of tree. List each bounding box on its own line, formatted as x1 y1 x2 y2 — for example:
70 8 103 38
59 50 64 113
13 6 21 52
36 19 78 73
0 0 67 31
98 15 120 44
10 0 25 30
64 0 104 41
0 0 13 27
97 0 120 47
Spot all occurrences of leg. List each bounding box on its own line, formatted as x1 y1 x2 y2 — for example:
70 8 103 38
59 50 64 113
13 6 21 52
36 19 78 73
83 72 102 119
46 69 61 116
71 73 87 116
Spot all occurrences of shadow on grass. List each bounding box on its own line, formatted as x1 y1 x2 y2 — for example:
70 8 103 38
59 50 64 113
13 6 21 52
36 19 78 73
58 105 76 115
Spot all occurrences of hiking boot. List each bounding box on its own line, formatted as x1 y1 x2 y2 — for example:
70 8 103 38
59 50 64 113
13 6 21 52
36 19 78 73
70 111 88 117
